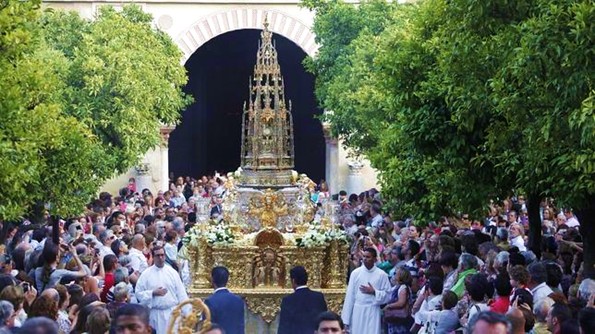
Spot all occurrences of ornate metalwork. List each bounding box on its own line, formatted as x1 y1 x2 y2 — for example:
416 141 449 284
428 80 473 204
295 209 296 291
182 17 350 326
326 240 343 288
166 298 212 334
192 237 212 289
240 16 294 188
247 189 288 229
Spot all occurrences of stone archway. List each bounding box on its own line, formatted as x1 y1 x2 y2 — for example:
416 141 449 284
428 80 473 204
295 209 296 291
175 8 318 63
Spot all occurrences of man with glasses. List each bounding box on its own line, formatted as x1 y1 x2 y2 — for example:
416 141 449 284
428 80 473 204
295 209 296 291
461 214 472 228
135 245 189 334
98 230 116 258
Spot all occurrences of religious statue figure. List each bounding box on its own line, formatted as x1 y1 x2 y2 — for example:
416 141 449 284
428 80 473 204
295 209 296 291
224 173 237 191
295 175 316 224
253 248 283 287
248 190 288 229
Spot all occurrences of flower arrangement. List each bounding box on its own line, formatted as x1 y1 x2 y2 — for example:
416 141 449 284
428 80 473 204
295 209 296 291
182 225 201 248
205 223 236 246
325 228 350 245
295 221 350 248
182 220 236 247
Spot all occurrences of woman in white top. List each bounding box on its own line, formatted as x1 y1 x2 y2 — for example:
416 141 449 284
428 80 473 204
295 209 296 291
508 223 527 252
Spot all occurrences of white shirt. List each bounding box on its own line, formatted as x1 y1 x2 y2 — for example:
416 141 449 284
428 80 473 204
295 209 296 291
99 245 115 258
510 235 527 252
129 247 148 274
415 293 442 325
370 215 383 228
531 282 553 306
565 216 580 228
177 245 191 288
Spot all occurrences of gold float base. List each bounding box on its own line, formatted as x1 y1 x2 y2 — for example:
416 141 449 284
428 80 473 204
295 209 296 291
189 288 345 324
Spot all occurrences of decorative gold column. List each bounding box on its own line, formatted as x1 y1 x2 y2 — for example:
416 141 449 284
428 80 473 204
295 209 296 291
193 238 212 289
326 240 343 288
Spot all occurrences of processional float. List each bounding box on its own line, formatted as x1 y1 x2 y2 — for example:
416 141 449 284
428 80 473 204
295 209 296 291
169 17 349 334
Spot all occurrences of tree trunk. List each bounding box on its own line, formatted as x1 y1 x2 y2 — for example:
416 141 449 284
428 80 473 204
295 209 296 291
575 196 595 279
527 194 542 259
51 216 60 245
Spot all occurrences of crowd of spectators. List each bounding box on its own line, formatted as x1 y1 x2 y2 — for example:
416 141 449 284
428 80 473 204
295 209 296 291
337 189 593 334
0 174 591 334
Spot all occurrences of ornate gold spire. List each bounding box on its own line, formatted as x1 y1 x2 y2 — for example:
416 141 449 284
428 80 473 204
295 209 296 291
240 16 295 187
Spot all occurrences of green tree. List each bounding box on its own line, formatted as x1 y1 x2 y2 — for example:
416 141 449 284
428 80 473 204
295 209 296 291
0 0 101 221
308 0 595 277
42 5 191 180
484 0 594 276
0 2 190 222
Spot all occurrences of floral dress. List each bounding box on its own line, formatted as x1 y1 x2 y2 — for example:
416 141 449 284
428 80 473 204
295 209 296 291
57 310 71 334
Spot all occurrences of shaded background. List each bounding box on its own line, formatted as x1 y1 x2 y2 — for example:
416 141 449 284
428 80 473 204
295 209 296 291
169 29 325 182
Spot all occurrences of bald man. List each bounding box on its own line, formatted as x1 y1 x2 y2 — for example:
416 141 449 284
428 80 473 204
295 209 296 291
41 288 60 303
129 234 149 274
507 308 525 334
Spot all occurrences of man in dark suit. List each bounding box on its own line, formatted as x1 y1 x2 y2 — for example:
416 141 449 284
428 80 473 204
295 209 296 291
205 266 245 334
278 266 328 334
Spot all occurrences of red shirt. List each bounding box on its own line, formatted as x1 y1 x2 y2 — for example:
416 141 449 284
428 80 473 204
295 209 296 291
490 296 510 314
100 272 115 303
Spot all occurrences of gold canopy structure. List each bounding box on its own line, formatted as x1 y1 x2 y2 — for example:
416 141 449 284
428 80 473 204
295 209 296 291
183 18 348 332
240 17 295 188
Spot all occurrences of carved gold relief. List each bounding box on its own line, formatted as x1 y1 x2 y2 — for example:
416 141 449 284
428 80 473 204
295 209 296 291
245 295 282 323
183 17 349 326
253 248 284 288
166 298 211 334
248 189 288 229
325 294 346 315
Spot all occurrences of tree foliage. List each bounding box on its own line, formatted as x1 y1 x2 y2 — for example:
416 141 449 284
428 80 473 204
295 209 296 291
307 0 594 220
0 1 190 221
42 6 191 179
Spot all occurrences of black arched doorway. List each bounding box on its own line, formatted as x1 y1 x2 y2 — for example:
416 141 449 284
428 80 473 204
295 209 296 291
169 29 325 182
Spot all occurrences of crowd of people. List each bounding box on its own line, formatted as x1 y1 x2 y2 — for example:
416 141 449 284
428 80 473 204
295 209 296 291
0 174 591 334
337 191 593 334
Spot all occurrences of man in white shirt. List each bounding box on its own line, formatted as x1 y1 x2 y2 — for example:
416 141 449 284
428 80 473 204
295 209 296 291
98 230 116 258
528 262 554 306
508 223 527 252
369 203 383 229
128 234 149 275
563 208 580 228
413 276 443 330
135 245 189 334
341 248 391 334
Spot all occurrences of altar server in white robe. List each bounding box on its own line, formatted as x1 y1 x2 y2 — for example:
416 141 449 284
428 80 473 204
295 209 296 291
342 247 391 334
135 245 189 334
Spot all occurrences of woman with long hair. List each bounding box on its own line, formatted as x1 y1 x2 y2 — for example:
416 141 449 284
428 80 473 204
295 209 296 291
34 241 87 293
385 268 414 334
